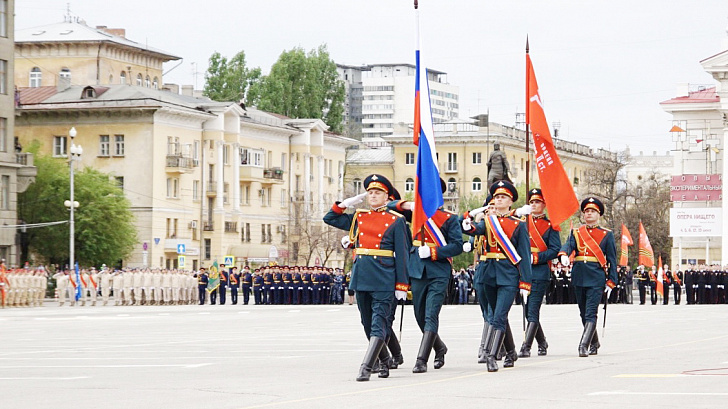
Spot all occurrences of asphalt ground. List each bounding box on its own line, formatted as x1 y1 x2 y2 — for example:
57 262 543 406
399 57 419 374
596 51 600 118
1 301 727 409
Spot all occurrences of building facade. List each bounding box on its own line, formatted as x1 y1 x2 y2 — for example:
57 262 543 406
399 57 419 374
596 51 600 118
1 0 37 266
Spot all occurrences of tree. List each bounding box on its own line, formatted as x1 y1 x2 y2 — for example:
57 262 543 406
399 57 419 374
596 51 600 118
582 149 630 232
18 151 137 267
248 45 345 133
203 51 261 104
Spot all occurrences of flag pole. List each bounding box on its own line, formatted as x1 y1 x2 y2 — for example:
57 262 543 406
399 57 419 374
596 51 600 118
522 37 531 332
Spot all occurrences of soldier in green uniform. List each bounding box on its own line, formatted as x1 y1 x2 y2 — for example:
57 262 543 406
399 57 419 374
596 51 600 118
558 197 618 357
324 174 410 382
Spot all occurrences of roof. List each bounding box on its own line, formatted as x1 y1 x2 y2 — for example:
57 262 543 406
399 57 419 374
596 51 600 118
346 148 393 164
17 86 58 105
660 87 719 105
16 20 180 61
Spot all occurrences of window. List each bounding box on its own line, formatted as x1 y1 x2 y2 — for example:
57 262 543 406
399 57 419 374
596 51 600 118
281 153 286 171
281 189 287 207
353 178 362 194
120 71 126 84
167 136 179 155
115 176 124 191
0 175 8 210
472 177 482 192
223 144 230 165
260 188 267 206
0 60 6 95
0 1 7 37
145 76 151 88
136 74 143 86
193 140 200 164
447 178 457 193
204 239 211 259
447 152 457 172
153 77 159 89
167 178 179 198
114 135 125 156
267 224 272 243
193 180 200 201
245 223 251 242
99 135 109 156
405 153 415 165
0 117 5 152
405 178 414 192
53 136 67 156
472 152 482 164
244 185 250 205
240 148 263 166
29 67 42 87
60 68 71 80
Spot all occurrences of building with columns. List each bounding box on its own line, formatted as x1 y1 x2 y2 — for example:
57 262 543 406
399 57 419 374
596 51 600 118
15 85 355 269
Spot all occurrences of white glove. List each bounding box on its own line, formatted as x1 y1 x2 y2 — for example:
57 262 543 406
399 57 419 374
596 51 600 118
463 242 473 253
604 287 612 298
462 218 473 231
395 290 407 301
560 255 570 266
530 254 534 264
400 201 414 211
520 289 530 303
418 246 431 259
515 204 532 216
341 236 352 249
339 192 367 208
469 206 489 217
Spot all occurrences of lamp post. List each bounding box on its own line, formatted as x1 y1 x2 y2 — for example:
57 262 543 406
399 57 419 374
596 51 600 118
64 127 82 273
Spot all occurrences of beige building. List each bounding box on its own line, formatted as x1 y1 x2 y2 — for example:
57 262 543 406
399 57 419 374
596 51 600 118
344 118 614 219
1 0 37 266
14 18 355 270
15 17 179 89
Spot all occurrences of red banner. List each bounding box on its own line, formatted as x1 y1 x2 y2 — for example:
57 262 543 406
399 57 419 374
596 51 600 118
619 224 633 266
638 221 654 268
526 52 578 229
670 174 722 201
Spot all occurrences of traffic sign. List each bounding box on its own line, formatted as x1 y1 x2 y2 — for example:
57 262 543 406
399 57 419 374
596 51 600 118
223 255 235 266
177 244 186 254
178 256 186 268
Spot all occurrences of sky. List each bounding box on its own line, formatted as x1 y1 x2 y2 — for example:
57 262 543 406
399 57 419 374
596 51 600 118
15 0 728 153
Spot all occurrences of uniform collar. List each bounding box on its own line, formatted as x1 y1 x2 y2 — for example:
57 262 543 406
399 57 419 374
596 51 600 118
371 205 387 212
585 224 599 229
532 213 546 219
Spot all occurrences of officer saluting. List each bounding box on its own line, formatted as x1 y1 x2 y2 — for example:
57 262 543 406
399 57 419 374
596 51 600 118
462 180 532 372
519 188 561 358
558 197 618 357
324 174 410 382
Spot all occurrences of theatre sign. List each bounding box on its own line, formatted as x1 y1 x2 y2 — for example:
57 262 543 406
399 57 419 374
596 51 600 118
669 207 722 237
670 174 722 201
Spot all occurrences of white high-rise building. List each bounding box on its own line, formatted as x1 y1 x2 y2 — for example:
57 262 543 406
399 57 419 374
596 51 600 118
337 63 459 142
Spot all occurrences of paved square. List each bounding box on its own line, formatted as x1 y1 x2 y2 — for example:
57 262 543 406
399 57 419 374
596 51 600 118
1 302 727 409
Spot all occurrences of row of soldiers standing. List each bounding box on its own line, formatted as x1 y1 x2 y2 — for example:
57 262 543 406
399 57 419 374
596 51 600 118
0 266 48 308
194 265 347 306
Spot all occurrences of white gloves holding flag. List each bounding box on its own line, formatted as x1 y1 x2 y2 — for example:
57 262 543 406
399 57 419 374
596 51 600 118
515 204 532 216
399 201 414 211
462 218 473 231
341 236 352 249
604 286 612 298
520 289 530 304
560 255 570 267
418 246 431 259
395 290 407 301
463 242 473 253
469 206 490 217
339 192 367 209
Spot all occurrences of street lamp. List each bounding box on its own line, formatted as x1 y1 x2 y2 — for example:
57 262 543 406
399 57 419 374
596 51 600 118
65 127 82 274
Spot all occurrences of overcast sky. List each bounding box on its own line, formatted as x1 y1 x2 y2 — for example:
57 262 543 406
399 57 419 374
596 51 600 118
16 1 728 153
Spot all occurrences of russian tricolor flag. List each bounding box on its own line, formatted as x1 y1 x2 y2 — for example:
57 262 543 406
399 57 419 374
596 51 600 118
412 10 443 235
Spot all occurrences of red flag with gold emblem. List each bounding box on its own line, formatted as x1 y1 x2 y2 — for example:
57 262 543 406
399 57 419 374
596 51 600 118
638 222 654 268
526 46 578 230
619 224 633 266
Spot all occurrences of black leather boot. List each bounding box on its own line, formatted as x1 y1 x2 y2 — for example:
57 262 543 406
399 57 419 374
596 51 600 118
433 335 447 369
356 337 385 381
486 329 505 372
387 335 403 369
589 327 600 355
535 323 548 356
478 324 493 364
478 322 490 359
412 331 436 373
378 344 392 378
578 322 596 357
518 322 538 358
503 323 518 368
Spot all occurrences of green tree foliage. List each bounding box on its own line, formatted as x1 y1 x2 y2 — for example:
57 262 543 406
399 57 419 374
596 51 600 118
18 153 137 267
203 51 261 104
248 45 345 133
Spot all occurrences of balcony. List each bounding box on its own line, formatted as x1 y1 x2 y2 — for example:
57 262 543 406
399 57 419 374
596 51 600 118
293 190 305 202
165 155 194 173
16 153 37 193
203 221 214 231
263 167 284 181
224 221 238 233
206 181 217 197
